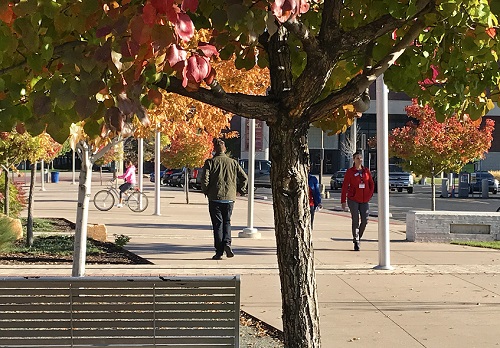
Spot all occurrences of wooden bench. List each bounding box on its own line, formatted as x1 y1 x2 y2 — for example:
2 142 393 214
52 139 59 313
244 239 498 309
0 275 240 347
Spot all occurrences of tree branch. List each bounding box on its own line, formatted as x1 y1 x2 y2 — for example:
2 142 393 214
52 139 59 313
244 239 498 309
307 18 428 120
157 77 278 123
337 0 434 55
283 19 319 54
319 0 344 42
0 40 87 75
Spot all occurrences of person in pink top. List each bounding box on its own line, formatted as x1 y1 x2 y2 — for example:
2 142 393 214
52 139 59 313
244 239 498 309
116 160 136 208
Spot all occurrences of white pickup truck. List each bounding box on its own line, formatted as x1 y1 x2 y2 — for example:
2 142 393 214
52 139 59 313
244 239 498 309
373 164 414 194
388 164 414 193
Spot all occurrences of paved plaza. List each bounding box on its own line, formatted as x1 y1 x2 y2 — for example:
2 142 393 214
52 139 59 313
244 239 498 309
7 171 500 347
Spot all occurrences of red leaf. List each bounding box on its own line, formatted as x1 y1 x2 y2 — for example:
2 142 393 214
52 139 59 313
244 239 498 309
166 44 187 67
198 42 219 58
0 3 15 25
148 89 163 106
106 107 125 132
96 25 113 38
142 3 157 26
271 0 309 23
181 0 198 12
391 29 397 40
121 39 140 57
486 27 496 39
150 0 173 14
130 16 152 45
186 55 211 83
175 13 194 41
204 68 216 85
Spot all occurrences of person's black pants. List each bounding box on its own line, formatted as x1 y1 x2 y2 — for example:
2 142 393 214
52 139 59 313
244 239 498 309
119 183 133 200
310 206 316 230
347 199 369 242
208 201 234 256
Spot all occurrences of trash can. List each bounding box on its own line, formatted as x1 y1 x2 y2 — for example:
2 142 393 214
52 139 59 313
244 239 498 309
44 169 49 183
51 171 60 183
458 173 470 198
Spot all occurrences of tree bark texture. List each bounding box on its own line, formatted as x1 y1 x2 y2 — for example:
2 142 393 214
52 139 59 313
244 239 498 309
26 163 36 247
3 170 9 216
269 121 321 348
72 141 93 277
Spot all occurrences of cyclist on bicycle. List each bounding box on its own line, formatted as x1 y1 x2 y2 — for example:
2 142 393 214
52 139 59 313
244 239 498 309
116 160 136 208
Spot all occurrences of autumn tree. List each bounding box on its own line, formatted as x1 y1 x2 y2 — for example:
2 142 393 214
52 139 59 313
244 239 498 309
0 129 37 215
25 132 62 246
390 100 495 210
1 1 500 346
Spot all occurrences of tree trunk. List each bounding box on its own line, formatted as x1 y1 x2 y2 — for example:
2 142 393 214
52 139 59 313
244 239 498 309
72 141 93 277
26 163 36 247
269 122 321 348
4 170 9 216
185 167 189 204
431 175 436 211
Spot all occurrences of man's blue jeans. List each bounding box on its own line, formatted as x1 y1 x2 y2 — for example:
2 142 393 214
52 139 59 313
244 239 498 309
208 201 234 256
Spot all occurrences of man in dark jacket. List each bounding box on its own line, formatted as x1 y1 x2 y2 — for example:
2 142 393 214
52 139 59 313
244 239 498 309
201 138 248 260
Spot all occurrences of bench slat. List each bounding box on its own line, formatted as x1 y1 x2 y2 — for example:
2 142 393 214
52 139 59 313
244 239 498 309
0 296 69 305
0 276 240 348
0 338 73 347
0 320 71 329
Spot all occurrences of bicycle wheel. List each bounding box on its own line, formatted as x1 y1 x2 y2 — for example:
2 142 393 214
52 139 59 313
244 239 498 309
127 191 148 212
93 190 115 211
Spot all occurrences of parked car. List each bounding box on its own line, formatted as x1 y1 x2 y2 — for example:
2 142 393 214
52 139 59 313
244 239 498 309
238 159 271 188
164 169 183 186
149 170 165 183
179 167 203 189
373 164 414 193
469 171 499 194
330 170 346 190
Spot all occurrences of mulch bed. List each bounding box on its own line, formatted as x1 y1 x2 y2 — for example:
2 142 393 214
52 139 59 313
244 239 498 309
0 218 152 265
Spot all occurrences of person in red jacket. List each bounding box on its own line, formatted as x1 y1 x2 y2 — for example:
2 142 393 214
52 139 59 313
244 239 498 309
341 152 374 251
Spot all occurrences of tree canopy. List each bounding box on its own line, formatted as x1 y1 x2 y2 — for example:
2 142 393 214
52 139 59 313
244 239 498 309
1 0 498 143
2 1 500 346
389 100 495 176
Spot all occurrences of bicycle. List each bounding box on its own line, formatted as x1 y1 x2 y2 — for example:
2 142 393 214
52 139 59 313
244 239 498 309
93 180 149 212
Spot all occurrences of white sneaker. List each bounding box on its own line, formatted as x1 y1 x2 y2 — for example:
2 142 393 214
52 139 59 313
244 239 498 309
116 203 123 208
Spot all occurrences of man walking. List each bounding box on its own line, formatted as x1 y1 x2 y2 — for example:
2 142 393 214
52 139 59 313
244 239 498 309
201 138 248 260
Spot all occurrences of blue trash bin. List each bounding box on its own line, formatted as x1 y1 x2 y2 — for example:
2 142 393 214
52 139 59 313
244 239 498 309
51 171 60 183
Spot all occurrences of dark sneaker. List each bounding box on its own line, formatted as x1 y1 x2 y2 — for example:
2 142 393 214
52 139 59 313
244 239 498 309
224 245 234 258
212 254 223 260
354 242 360 251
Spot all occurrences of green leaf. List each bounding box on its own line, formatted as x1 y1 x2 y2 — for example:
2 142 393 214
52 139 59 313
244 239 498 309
210 9 227 31
227 4 246 26
27 53 43 72
55 90 76 110
83 119 101 138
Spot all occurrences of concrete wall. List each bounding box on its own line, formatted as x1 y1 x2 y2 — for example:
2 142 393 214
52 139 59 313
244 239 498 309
406 211 500 242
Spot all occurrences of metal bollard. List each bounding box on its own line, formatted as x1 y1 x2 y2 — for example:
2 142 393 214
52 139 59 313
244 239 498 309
440 178 448 198
481 179 489 198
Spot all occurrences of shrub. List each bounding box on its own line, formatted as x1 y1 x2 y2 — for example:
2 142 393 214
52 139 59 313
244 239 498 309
490 170 500 182
0 215 17 251
0 175 27 218
113 234 131 248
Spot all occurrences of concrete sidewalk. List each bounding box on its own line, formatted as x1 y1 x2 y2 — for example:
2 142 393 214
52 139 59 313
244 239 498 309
8 171 500 348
